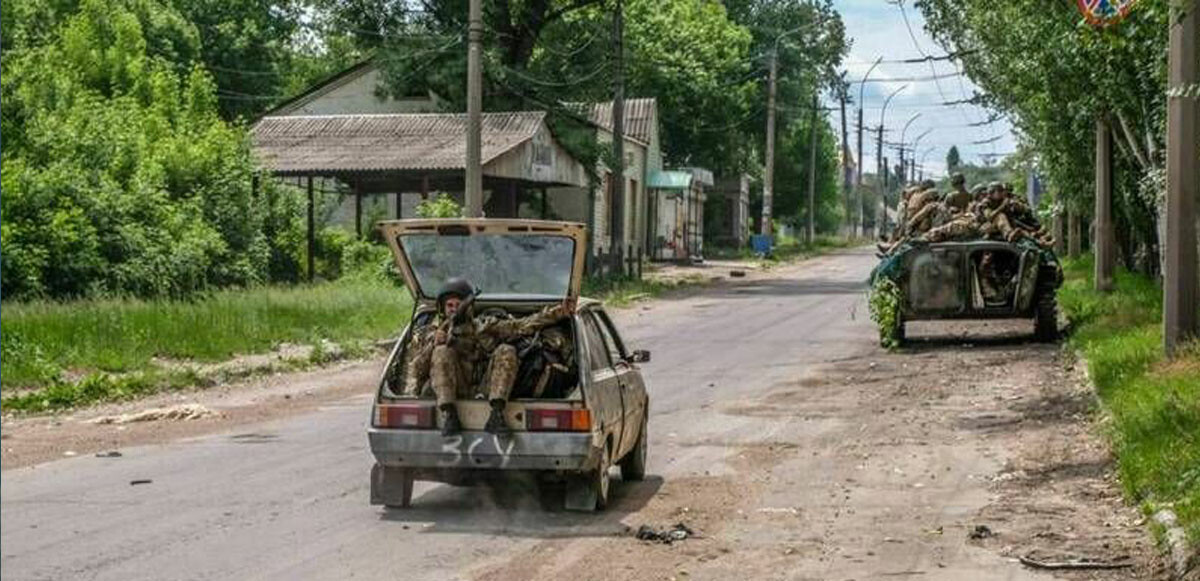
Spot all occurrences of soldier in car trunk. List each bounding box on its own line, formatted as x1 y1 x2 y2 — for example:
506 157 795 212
405 278 575 436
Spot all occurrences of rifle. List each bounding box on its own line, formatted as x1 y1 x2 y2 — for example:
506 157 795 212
440 287 480 346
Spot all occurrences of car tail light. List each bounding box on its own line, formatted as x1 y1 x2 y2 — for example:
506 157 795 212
526 408 591 432
375 403 436 429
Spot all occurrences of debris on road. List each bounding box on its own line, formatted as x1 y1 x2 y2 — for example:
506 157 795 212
729 270 746 278
968 525 995 540
635 523 696 544
95 451 123 458
1017 554 1133 570
129 479 153 486
89 404 216 425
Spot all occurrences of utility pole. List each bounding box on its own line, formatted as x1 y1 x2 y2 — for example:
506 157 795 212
762 47 778 237
464 0 483 217
875 124 884 238
856 57 882 239
839 82 850 237
807 93 819 244
1094 116 1115 292
1164 0 1198 355
855 107 864 238
611 0 626 253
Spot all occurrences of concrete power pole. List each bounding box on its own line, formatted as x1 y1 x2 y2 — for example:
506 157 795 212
875 124 884 238
611 0 626 253
840 84 850 237
464 0 483 217
1094 116 1115 292
1164 1 1198 355
762 48 778 237
807 93 819 244
856 108 864 238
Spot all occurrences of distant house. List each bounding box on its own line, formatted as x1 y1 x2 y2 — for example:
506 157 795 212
264 60 444 117
568 98 663 256
706 174 751 248
251 58 669 270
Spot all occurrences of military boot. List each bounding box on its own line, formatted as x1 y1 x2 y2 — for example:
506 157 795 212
485 399 512 435
439 403 462 436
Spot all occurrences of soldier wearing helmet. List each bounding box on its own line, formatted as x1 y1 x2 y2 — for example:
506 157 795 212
944 173 972 213
404 277 575 436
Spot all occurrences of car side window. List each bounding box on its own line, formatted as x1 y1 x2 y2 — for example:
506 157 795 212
592 310 626 364
580 312 612 373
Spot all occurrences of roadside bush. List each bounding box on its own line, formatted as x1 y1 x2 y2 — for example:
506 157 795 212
0 0 304 300
414 193 462 218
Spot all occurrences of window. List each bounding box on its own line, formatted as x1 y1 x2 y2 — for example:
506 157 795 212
580 312 612 373
592 310 626 365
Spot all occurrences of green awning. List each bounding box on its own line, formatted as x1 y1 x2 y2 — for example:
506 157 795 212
648 170 692 190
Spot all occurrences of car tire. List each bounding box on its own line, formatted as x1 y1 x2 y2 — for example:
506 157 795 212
371 464 414 509
620 412 648 482
1034 291 1058 342
565 444 611 512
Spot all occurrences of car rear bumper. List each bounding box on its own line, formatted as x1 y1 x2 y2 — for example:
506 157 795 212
367 428 598 472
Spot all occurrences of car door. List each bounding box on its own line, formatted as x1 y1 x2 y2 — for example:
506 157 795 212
592 309 646 460
578 309 624 457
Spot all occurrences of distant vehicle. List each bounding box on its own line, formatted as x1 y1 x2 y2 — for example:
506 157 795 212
367 219 650 512
872 240 1063 345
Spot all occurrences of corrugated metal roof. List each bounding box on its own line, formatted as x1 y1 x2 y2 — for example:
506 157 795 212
648 170 692 190
569 98 657 145
250 112 546 174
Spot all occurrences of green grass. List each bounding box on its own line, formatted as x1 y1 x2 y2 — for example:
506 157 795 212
1 278 412 410
1058 257 1200 544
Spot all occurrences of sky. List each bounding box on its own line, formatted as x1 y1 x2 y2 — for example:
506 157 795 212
827 0 1017 179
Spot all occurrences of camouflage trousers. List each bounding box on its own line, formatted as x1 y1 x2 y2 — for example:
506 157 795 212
924 216 979 243
431 343 519 406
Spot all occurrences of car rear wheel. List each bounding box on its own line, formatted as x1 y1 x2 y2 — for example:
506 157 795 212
371 464 414 509
565 444 611 512
619 412 648 482
1034 291 1058 342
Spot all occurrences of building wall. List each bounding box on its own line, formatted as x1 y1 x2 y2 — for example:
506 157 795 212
276 66 440 116
592 128 649 254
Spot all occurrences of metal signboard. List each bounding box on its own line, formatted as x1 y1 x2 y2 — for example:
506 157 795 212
1076 0 1141 27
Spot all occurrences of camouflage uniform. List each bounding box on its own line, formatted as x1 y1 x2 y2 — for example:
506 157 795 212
922 212 979 243
423 304 572 407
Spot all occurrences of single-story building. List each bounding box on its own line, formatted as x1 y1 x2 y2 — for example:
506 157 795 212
251 58 674 274
705 174 751 248
648 167 713 261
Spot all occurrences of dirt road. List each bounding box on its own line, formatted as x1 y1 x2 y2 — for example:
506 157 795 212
0 248 1165 580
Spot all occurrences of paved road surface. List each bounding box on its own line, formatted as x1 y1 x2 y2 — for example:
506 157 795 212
1 248 1150 580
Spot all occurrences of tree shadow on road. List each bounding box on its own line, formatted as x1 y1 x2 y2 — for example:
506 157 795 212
377 474 663 538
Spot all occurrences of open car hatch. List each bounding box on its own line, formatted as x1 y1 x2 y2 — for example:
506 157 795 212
379 219 587 304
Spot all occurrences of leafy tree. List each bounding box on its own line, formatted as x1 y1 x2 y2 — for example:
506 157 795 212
1 0 304 299
945 145 961 172
916 0 1175 270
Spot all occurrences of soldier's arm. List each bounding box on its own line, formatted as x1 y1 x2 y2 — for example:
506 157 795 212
482 304 570 340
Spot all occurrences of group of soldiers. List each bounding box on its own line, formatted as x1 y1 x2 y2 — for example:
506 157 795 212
400 278 576 436
879 173 1055 256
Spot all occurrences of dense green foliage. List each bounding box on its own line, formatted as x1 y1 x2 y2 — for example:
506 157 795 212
1058 258 1200 543
333 0 849 229
1 0 308 300
916 0 1187 273
867 277 903 349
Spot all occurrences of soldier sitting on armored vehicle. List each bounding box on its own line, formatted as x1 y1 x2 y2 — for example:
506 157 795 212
402 278 576 436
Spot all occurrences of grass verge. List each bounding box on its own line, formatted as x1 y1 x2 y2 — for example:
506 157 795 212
1058 257 1200 544
2 278 411 412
